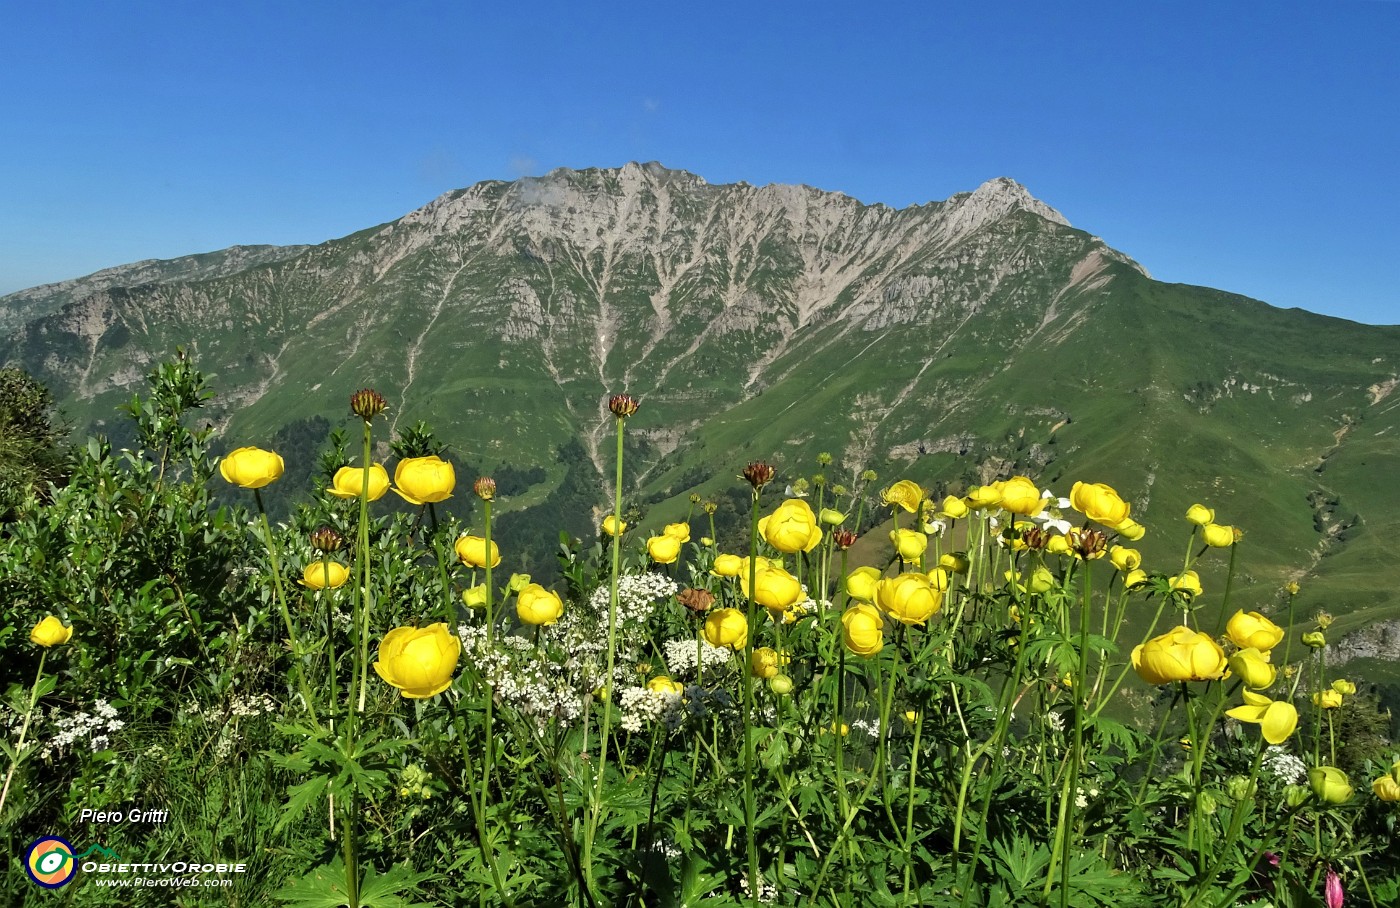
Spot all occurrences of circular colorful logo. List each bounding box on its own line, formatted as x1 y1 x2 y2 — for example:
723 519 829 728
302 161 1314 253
25 836 77 888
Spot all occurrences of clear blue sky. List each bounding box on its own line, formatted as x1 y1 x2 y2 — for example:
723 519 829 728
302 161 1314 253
2 1 1397 325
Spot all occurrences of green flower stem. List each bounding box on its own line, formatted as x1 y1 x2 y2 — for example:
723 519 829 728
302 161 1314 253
742 488 763 906
480 497 497 844
1092 592 1171 718
451 695 516 908
900 709 924 907
1180 527 1198 622
584 414 626 894
0 650 48 816
1043 559 1092 905
254 488 318 724
354 420 375 716
1134 686 1184 807
1185 733 1268 906
1209 542 1240 635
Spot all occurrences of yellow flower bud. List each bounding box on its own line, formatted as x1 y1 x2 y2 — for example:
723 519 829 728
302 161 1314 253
461 584 488 609
712 553 744 577
875 573 943 626
1185 504 1214 526
1227 648 1276 690
647 675 684 696
844 565 882 602
1313 689 1343 709
1332 679 1357 696
1309 766 1353 804
1108 545 1141 573
999 476 1044 516
601 515 627 536
819 507 846 526
663 522 692 542
938 495 969 519
761 499 822 553
938 552 970 574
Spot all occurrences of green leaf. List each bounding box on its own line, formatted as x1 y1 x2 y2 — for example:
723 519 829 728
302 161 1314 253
272 774 330 835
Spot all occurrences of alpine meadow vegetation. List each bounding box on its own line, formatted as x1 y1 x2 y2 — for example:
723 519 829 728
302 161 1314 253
1 356 1398 907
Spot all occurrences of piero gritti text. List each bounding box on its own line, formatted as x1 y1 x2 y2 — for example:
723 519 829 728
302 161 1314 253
79 807 171 825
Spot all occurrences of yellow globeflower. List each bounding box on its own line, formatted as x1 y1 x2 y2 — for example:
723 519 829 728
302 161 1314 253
965 483 1003 511
1069 481 1131 528
663 522 692 542
455 535 501 569
751 647 782 679
1225 610 1284 652
327 464 390 500
1131 625 1227 685
1227 648 1276 690
393 456 456 505
30 616 73 647
516 584 564 626
1185 504 1215 526
1124 568 1149 589
647 535 682 565
1109 545 1142 572
1169 571 1203 598
461 584 488 609
844 565 882 602
841 603 885 656
1226 690 1299 745
881 480 925 513
647 675 684 696
1373 775 1400 802
373 623 461 698
938 495 969 519
890 528 928 561
999 476 1044 516
601 515 627 536
1045 534 1071 556
1202 523 1236 547
712 553 744 577
938 552 970 575
742 566 803 611
875 572 944 626
1114 518 1146 541
819 507 846 525
219 446 284 489
1332 679 1357 696
702 608 748 650
1313 689 1343 709
761 499 822 553
1309 766 1354 804
299 562 349 590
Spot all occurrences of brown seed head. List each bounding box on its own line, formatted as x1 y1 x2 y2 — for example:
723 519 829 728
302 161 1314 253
1021 526 1049 551
608 394 639 419
677 587 715 614
350 388 388 422
310 527 344 553
833 528 858 550
473 476 496 501
743 461 776 489
1069 528 1108 559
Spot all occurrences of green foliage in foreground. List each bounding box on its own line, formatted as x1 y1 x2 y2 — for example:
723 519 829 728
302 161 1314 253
1 359 1398 907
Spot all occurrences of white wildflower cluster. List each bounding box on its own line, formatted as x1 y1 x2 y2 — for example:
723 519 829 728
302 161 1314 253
586 573 680 628
42 700 125 760
662 637 732 677
1263 746 1307 785
230 693 278 718
617 685 685 733
456 623 585 727
1074 785 1101 810
738 874 778 904
850 718 881 738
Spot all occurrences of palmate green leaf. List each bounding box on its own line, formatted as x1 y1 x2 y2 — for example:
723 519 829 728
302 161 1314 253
272 773 330 835
274 857 434 908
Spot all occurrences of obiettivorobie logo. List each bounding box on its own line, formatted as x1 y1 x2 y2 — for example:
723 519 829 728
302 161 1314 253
24 837 120 889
